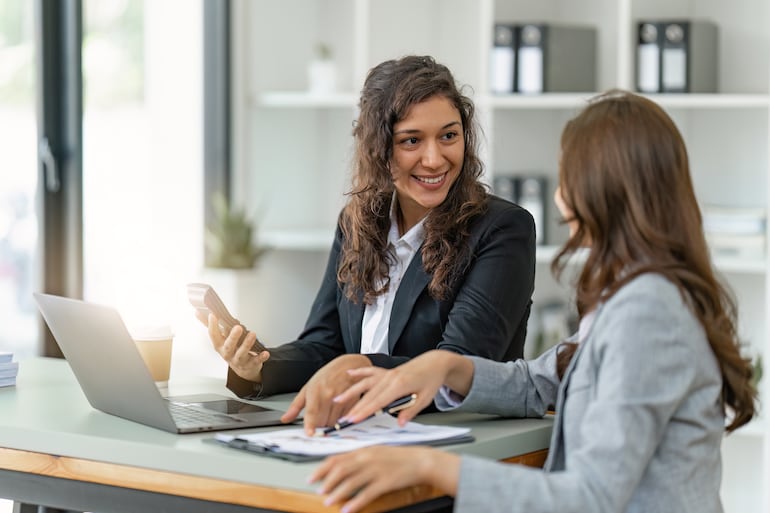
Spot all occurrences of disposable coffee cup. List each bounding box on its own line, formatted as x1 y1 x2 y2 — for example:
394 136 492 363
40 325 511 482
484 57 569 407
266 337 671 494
132 325 174 385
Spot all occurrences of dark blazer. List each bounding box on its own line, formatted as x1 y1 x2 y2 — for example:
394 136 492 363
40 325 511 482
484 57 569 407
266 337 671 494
228 195 536 398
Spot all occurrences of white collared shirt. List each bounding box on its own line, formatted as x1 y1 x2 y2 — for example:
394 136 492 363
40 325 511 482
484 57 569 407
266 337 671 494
360 198 426 355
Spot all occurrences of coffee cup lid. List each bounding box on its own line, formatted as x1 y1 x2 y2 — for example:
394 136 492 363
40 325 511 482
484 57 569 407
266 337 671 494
130 324 174 341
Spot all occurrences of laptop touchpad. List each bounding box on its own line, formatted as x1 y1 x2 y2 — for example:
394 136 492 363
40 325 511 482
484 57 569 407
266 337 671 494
192 399 272 414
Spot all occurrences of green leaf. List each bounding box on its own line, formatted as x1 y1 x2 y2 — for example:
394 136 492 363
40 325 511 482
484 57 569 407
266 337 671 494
205 192 269 269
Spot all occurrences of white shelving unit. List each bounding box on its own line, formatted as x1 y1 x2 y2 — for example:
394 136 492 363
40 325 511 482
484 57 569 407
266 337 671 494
232 1 769 511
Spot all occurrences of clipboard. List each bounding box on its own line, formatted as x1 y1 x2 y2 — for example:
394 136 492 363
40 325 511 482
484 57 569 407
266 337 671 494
215 433 476 463
211 414 474 462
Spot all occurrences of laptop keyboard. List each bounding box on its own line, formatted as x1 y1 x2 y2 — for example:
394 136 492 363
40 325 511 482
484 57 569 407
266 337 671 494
167 401 245 428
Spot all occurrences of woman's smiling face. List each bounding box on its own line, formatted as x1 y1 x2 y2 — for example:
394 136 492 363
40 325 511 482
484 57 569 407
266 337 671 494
390 95 464 231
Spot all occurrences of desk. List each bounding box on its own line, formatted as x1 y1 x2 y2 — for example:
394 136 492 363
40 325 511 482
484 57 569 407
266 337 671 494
0 358 553 513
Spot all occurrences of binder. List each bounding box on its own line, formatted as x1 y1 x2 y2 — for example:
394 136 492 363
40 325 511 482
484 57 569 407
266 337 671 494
517 24 544 94
493 174 547 245
517 176 547 245
661 20 718 92
636 20 718 93
490 24 517 94
492 175 517 204
636 22 662 93
515 23 596 94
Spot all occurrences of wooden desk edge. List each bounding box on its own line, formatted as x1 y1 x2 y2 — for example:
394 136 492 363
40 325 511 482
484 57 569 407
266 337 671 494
0 446 548 513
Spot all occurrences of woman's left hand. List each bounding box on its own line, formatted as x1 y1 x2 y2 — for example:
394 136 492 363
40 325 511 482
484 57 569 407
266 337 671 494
309 445 460 513
281 353 373 435
335 350 473 427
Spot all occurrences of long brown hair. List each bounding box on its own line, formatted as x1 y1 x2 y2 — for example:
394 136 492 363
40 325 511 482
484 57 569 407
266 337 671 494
552 90 756 432
338 55 487 304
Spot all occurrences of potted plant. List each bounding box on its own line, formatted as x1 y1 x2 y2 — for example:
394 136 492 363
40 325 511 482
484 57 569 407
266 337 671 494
205 192 267 269
307 42 337 93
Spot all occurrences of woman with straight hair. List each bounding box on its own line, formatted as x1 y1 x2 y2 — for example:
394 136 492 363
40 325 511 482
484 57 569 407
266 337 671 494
310 90 757 513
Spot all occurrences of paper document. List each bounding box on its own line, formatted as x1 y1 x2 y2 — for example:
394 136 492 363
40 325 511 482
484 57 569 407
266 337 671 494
215 414 472 458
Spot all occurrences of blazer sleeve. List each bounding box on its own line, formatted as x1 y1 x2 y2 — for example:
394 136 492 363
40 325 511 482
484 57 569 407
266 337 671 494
440 200 535 361
227 225 348 397
434 348 560 417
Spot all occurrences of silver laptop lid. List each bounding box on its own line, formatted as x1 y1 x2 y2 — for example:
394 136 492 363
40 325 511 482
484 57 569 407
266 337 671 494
33 292 179 432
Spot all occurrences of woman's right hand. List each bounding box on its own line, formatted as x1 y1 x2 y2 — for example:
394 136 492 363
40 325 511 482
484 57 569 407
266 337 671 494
196 311 269 382
335 349 474 426
310 445 460 513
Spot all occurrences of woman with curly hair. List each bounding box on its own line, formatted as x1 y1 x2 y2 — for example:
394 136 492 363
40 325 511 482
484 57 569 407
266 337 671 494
199 55 536 433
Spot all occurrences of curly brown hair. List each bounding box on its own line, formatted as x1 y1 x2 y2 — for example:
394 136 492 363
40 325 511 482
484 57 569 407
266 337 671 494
337 55 488 304
552 90 756 432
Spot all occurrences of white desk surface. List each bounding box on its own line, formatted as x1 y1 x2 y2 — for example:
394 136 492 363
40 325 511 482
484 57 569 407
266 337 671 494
0 357 553 495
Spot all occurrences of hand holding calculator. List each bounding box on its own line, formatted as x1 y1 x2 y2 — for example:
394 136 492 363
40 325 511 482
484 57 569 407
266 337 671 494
187 282 267 353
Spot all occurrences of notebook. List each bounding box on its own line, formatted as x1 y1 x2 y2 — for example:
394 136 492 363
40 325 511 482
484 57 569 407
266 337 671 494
33 292 287 434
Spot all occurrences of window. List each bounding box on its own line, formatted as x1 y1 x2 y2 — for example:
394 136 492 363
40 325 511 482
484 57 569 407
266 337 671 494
1 0 220 363
82 0 204 334
0 1 37 358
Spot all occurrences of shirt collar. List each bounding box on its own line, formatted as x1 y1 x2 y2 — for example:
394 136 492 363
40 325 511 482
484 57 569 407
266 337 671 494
388 192 426 250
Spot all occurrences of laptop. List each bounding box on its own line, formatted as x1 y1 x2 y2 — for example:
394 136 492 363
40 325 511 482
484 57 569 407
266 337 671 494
33 292 288 434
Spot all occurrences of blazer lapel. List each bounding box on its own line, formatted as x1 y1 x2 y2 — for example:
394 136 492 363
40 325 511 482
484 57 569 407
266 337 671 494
544 334 589 471
387 249 430 353
344 291 366 353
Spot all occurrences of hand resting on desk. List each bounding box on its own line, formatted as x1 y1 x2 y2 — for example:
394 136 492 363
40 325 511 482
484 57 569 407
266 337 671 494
309 350 474 512
311 445 459 512
281 353 373 435
333 349 474 426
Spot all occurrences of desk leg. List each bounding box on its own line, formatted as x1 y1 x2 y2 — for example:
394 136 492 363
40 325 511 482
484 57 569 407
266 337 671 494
13 504 81 513
11 502 35 513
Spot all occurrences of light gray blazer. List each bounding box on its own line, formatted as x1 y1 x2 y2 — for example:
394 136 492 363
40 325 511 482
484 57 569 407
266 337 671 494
436 273 725 513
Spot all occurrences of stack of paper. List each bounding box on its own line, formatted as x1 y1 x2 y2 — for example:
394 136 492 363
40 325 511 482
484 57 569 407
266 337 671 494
703 206 766 260
0 352 19 387
215 413 473 462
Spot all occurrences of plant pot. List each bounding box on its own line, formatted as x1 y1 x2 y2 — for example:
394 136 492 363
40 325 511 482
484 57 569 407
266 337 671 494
307 59 337 93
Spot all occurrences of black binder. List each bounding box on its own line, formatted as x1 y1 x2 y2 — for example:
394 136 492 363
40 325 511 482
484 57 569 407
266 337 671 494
662 20 718 92
515 23 596 94
494 174 547 245
490 24 517 94
493 175 517 204
636 21 663 93
636 19 718 93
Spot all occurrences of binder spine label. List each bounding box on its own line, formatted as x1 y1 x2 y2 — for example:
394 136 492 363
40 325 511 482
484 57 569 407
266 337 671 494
661 22 689 92
636 22 661 93
637 44 660 92
518 46 544 93
490 24 516 93
662 47 687 90
517 25 544 94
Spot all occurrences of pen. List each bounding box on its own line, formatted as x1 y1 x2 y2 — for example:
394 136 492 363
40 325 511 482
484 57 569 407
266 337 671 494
321 393 418 436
